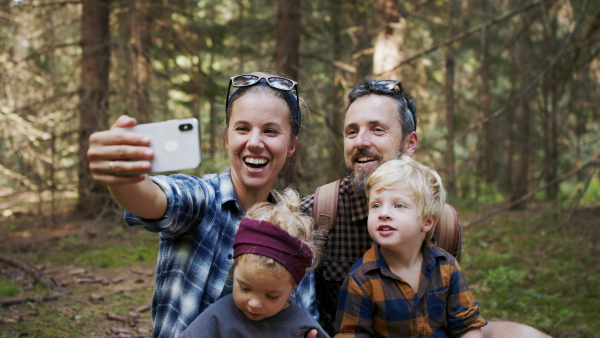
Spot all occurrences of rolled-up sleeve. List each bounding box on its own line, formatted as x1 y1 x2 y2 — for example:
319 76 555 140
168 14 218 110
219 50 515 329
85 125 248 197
446 261 487 335
124 174 210 236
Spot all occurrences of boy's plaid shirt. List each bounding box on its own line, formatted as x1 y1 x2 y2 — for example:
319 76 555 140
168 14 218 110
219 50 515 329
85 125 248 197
301 175 464 335
335 242 487 337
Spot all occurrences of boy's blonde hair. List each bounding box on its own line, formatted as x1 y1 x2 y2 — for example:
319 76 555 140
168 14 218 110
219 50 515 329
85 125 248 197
233 188 320 286
365 157 446 241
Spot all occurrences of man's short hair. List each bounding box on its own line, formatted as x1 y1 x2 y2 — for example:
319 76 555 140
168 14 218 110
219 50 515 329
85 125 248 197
347 77 417 141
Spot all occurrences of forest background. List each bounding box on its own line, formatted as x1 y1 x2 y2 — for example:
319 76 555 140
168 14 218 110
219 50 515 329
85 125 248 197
0 0 599 337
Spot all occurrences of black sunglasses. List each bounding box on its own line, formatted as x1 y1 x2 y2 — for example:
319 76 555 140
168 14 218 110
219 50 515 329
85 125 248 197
359 79 416 131
225 74 299 113
369 79 405 92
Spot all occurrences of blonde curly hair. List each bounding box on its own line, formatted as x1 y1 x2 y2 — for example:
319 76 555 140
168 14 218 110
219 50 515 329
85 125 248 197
233 188 320 286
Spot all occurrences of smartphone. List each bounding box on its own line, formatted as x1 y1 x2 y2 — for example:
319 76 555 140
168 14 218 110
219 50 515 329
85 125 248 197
118 118 201 173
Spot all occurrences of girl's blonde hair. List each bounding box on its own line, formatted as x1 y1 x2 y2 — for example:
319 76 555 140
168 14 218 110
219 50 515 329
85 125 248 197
233 188 320 286
365 157 446 241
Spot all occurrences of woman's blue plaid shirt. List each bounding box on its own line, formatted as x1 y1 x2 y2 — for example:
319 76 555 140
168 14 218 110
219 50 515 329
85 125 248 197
125 169 317 338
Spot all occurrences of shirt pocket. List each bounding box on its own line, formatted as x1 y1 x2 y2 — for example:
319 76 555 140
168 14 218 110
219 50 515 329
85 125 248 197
426 287 449 329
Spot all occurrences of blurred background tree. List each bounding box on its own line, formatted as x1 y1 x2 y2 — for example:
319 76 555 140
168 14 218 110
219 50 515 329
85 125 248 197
0 0 598 222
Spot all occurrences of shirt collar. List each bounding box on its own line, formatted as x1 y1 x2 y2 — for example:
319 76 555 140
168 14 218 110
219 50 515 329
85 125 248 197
219 168 277 213
363 241 444 275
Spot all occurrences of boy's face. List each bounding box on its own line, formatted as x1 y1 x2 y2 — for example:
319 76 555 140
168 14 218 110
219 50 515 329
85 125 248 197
367 184 434 250
232 261 295 321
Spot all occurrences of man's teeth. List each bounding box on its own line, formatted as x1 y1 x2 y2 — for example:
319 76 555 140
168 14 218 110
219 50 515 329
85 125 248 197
357 157 376 163
245 158 268 165
379 226 394 231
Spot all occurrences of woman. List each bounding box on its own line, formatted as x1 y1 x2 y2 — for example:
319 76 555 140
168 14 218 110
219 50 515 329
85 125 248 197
87 73 315 338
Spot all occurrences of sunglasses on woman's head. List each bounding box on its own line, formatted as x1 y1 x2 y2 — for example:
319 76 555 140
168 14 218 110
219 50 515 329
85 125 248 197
225 74 299 113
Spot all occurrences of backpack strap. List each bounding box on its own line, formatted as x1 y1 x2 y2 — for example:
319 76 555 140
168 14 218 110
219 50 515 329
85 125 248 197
434 203 462 262
312 179 341 253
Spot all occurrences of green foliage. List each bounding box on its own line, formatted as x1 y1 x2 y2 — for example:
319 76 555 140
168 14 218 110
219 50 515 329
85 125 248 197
462 209 600 337
3 0 599 217
0 280 21 299
72 245 158 269
461 181 506 205
580 175 600 208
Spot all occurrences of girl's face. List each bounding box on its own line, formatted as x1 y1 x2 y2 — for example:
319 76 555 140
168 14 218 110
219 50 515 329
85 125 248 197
225 92 298 195
232 261 295 321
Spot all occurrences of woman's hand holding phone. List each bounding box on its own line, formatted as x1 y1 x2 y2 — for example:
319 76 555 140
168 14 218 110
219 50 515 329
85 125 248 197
88 115 154 186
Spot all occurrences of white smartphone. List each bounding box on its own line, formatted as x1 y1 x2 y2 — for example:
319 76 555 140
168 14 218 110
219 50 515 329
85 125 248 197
118 118 201 173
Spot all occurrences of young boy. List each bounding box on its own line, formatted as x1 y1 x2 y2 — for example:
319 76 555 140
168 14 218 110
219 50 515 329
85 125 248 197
334 157 487 337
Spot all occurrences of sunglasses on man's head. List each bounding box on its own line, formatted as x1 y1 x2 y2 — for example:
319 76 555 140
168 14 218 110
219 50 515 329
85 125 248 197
355 79 416 131
225 74 299 113
368 79 405 92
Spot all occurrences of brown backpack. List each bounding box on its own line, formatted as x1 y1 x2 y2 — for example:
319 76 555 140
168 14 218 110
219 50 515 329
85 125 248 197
312 179 462 261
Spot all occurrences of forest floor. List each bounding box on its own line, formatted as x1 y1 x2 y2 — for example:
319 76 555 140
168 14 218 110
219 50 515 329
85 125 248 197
0 204 598 337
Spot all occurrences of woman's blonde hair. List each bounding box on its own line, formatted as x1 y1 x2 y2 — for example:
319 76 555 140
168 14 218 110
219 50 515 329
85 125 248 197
233 188 320 286
365 157 446 241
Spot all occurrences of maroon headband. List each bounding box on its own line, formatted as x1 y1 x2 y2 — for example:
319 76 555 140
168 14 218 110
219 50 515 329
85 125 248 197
233 218 313 285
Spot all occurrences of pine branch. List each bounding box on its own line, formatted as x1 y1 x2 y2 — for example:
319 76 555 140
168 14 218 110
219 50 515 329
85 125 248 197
0 253 68 294
377 0 549 75
456 0 591 141
0 293 61 306
468 158 600 227
548 165 598 234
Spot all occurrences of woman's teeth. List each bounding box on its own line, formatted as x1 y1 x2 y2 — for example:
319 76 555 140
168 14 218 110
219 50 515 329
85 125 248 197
245 158 268 165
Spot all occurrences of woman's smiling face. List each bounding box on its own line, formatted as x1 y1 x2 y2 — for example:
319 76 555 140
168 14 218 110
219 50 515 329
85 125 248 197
225 91 297 195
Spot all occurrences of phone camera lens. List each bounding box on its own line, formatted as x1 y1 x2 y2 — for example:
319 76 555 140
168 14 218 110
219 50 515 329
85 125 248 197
179 123 193 131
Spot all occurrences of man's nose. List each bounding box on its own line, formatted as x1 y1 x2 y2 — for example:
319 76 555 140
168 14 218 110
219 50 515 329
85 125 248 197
355 129 371 148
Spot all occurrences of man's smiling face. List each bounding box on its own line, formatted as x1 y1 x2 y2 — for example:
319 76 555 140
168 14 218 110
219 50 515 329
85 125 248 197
343 95 406 192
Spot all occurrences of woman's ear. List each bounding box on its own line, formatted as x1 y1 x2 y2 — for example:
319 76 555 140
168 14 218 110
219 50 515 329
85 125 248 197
287 136 298 157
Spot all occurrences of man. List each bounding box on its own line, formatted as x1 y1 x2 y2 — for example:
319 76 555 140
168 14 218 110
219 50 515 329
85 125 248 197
301 78 550 337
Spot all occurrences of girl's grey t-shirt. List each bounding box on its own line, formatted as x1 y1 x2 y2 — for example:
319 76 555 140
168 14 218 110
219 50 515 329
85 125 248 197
178 294 330 338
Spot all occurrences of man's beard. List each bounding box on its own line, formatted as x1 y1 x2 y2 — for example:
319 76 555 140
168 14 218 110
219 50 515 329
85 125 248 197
346 148 404 195
349 167 373 196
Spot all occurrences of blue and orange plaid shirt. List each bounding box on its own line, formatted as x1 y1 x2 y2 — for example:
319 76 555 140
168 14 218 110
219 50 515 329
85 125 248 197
335 242 486 337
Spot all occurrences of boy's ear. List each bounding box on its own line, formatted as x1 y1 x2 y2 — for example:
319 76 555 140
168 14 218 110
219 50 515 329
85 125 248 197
421 215 436 233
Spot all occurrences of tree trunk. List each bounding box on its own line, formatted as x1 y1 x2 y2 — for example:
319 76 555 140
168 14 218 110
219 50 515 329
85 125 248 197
125 0 152 122
547 79 559 200
511 98 530 210
444 0 456 196
275 0 301 189
543 14 559 201
275 0 300 79
76 0 112 218
373 0 402 79
330 0 344 182
481 27 495 183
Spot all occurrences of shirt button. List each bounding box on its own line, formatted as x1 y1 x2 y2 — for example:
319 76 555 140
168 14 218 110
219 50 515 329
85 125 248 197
209 297 214 303
227 254 232 260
